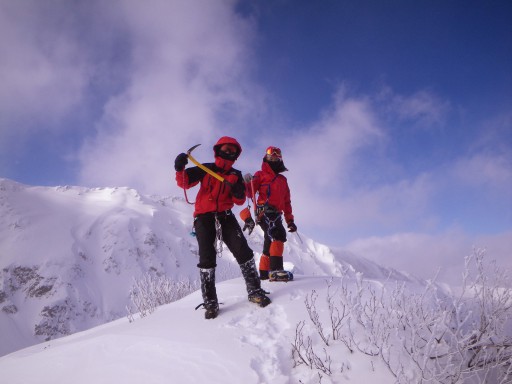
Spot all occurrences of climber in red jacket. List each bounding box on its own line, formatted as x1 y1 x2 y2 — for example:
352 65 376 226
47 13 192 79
174 136 271 319
243 146 297 282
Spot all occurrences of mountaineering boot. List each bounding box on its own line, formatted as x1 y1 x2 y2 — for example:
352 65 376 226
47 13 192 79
268 242 292 281
248 288 272 307
240 259 271 307
199 268 219 319
269 270 294 282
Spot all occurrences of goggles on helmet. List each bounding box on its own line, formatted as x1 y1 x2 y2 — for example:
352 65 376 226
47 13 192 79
265 146 282 158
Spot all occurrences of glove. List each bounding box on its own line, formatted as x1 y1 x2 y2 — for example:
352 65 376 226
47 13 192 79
287 220 297 233
174 153 188 171
242 217 256 235
243 173 253 183
230 182 245 199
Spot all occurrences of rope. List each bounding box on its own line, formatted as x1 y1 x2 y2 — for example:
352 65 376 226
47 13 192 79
182 171 195 205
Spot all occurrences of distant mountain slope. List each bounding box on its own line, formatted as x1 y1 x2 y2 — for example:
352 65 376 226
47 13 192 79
0 178 412 356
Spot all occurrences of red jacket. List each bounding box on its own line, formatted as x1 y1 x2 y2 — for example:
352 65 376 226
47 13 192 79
247 161 294 223
176 137 246 217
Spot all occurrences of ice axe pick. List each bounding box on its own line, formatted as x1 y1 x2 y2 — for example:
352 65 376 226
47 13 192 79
186 144 232 185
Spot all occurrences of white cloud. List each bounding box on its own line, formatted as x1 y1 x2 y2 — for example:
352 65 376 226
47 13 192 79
77 0 261 194
0 0 261 193
0 1 88 144
448 113 512 192
380 87 451 128
451 152 512 189
274 89 438 239
286 169 438 246
345 229 512 283
286 89 384 189
273 87 511 259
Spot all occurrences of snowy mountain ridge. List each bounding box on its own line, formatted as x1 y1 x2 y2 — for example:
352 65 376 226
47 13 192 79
0 177 411 357
1 178 510 383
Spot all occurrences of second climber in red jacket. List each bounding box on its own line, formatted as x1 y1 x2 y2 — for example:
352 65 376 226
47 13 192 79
243 146 297 282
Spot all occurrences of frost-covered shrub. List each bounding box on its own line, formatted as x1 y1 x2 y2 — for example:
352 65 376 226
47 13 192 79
293 249 512 384
126 272 199 321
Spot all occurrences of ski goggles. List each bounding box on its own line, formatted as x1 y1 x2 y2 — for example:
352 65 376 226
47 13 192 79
265 147 282 158
217 143 239 160
220 144 238 153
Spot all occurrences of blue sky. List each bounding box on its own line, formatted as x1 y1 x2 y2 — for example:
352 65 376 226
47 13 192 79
0 0 510 278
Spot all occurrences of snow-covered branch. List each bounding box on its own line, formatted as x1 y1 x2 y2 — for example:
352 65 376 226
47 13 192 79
126 272 199 321
292 249 512 383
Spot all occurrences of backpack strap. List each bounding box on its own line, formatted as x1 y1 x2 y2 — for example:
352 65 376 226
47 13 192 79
259 174 279 204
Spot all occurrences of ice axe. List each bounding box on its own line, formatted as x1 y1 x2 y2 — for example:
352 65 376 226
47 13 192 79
187 144 233 186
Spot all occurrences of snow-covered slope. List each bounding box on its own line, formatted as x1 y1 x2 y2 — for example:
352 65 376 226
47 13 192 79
0 178 411 357
0 276 399 384
2 178 510 383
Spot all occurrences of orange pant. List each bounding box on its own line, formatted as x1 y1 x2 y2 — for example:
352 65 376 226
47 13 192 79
259 241 284 271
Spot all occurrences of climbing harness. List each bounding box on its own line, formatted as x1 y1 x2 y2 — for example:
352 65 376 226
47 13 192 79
261 207 281 241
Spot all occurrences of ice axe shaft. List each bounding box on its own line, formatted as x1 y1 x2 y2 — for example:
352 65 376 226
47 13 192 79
186 144 231 185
